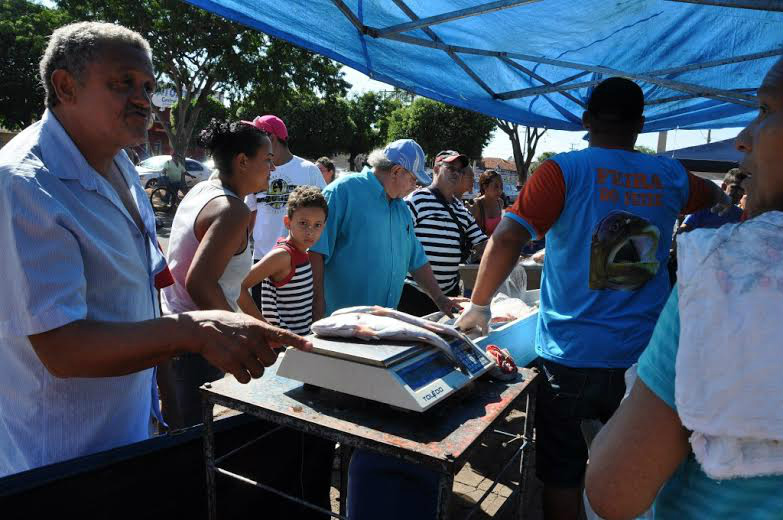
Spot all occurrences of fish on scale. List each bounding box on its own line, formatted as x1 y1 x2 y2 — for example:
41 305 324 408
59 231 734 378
311 307 469 371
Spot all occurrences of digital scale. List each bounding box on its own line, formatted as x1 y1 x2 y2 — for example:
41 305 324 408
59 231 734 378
278 334 494 412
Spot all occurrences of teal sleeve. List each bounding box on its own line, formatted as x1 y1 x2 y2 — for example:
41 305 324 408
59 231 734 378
637 288 680 410
310 183 345 263
408 222 429 272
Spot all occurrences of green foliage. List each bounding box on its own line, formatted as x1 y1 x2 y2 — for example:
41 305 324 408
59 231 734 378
386 98 495 160
529 151 557 173
172 96 228 144
237 91 354 160
56 0 348 159
635 145 656 154
0 0 71 130
345 92 401 168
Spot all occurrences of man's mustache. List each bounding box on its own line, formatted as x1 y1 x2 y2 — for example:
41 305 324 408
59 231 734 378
125 106 154 129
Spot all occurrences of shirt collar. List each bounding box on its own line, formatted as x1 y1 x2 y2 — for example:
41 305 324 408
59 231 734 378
38 110 157 238
367 169 392 201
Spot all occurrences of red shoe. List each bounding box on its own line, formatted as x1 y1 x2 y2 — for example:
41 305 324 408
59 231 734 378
485 344 518 381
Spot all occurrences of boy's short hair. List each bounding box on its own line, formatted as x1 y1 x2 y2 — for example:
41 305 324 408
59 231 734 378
723 168 748 186
287 186 328 220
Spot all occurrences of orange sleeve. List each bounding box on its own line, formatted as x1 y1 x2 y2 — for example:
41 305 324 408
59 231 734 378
506 160 565 239
682 172 715 214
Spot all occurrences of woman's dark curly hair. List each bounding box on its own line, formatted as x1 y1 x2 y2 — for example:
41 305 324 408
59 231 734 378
199 119 270 176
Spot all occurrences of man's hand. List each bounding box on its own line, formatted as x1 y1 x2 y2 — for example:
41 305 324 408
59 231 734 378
434 295 468 318
710 190 734 216
454 303 492 335
182 310 313 384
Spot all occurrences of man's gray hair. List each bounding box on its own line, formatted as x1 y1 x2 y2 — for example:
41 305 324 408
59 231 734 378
40 22 152 108
367 149 395 172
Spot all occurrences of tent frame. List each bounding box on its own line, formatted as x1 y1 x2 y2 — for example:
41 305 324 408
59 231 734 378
330 0 783 109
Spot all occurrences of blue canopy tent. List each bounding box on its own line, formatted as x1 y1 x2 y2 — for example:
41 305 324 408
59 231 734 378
660 137 743 173
185 0 783 132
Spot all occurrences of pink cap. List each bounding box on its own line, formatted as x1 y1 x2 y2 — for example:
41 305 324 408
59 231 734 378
241 115 288 141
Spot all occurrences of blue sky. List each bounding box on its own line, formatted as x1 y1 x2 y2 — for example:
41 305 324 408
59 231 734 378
341 66 742 161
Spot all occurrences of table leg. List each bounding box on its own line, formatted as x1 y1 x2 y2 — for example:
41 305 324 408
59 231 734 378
202 397 217 520
338 444 353 517
519 384 537 518
435 472 455 520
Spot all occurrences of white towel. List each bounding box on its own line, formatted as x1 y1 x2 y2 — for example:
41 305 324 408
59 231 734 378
675 211 783 479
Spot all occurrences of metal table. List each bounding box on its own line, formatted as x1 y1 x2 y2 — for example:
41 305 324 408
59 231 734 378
201 356 538 519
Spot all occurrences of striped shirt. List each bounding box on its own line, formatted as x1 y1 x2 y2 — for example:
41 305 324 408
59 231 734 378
261 239 314 335
405 188 486 293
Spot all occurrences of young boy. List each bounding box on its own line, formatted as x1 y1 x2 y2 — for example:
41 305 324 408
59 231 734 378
240 186 328 335
239 186 332 520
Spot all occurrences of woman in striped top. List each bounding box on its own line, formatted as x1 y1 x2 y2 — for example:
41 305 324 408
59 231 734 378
239 186 327 335
399 150 487 316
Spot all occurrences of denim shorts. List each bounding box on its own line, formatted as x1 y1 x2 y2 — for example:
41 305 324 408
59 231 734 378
534 358 627 487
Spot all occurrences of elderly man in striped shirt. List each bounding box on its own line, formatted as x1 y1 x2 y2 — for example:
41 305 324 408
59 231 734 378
398 150 488 316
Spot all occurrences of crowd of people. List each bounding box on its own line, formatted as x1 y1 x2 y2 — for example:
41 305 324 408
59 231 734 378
0 18 782 520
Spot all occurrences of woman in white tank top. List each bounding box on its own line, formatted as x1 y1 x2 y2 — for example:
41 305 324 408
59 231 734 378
160 119 275 428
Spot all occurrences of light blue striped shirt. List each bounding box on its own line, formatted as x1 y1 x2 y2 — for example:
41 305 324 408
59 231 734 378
638 290 783 519
0 110 166 477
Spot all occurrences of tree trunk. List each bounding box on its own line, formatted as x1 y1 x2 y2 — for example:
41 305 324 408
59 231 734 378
510 134 525 186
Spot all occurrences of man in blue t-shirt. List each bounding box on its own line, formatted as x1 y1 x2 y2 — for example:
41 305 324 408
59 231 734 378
585 56 783 520
680 168 748 232
457 77 729 520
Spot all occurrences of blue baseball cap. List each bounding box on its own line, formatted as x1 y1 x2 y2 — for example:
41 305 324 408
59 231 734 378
383 139 431 185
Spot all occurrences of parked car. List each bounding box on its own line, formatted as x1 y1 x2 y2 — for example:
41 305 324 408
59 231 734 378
136 155 211 189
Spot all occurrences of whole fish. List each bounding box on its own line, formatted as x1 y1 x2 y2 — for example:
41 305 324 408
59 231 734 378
332 306 466 341
311 312 464 368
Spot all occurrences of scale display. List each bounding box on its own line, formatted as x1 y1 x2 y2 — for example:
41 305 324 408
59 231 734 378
396 353 454 391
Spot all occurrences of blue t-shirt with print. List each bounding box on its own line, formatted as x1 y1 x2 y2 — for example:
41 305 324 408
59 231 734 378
638 290 783 519
537 148 691 368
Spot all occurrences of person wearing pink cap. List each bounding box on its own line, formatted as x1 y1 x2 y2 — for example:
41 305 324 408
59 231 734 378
242 115 326 309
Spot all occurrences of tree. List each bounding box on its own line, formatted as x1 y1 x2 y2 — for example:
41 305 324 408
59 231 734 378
386 98 496 161
494 120 547 185
58 0 348 163
529 151 557 174
251 91 354 160
635 145 656 154
172 96 229 146
345 92 401 170
0 0 71 130
230 39 349 119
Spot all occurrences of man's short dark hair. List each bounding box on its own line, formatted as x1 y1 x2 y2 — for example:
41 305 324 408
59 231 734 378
316 157 335 173
723 168 748 186
287 186 328 220
587 77 644 135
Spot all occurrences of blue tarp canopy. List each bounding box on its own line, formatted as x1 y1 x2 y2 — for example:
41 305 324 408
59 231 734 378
660 137 742 172
186 0 783 132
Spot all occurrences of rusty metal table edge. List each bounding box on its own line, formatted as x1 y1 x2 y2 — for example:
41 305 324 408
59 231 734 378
201 368 539 473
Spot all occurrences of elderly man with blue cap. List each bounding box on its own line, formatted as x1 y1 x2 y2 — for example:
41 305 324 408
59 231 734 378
310 138 463 321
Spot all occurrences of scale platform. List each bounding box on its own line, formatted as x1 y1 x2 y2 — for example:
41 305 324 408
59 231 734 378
278 334 493 412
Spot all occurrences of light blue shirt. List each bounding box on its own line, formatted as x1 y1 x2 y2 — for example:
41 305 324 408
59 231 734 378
0 110 167 477
638 290 783 519
311 171 428 316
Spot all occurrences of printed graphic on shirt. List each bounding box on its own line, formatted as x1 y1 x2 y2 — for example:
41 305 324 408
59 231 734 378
257 175 298 211
589 210 660 291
